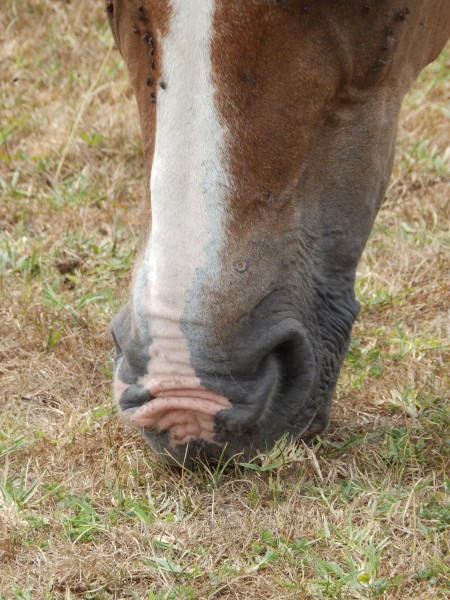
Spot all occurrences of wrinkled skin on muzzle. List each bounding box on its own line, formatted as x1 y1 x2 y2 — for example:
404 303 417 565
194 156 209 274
106 0 450 464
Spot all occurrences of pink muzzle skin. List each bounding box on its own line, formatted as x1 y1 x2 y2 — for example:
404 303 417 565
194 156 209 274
116 379 231 448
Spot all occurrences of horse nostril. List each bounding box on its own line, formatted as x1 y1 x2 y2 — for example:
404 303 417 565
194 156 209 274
216 324 316 437
119 383 153 412
110 328 125 362
272 333 314 388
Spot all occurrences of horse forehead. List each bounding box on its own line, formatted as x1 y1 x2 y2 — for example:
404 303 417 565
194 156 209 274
123 1 445 66
118 0 448 175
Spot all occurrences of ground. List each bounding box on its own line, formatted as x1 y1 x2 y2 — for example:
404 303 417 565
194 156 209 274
0 2 449 599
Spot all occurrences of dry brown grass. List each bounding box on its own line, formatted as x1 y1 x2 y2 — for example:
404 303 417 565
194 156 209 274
0 2 449 599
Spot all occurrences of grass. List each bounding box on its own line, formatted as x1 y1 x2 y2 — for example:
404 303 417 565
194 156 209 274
1 2 449 598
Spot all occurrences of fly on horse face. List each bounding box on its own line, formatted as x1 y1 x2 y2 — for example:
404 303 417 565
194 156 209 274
106 0 450 464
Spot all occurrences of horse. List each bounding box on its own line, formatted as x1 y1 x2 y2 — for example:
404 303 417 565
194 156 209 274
105 0 450 463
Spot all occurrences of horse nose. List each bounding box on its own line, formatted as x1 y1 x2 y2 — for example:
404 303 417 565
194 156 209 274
113 316 316 460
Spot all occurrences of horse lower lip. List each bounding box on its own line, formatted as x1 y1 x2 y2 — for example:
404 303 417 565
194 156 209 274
124 392 231 447
127 393 230 426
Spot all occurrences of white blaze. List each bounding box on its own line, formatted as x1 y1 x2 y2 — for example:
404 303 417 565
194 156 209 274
134 0 227 392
